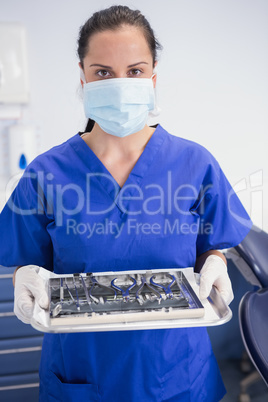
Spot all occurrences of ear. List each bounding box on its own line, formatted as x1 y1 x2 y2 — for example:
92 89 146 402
78 62 85 87
152 73 157 88
152 61 158 88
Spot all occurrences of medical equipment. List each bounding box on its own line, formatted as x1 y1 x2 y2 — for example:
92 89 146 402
83 77 155 137
86 274 117 304
111 275 137 302
49 271 193 323
226 224 268 401
30 267 232 333
150 273 176 299
135 275 162 304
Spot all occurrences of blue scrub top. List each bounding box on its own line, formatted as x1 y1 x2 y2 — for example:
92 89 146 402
0 124 252 401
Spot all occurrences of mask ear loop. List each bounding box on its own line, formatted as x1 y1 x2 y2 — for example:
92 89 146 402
79 68 95 132
80 68 86 85
149 71 161 117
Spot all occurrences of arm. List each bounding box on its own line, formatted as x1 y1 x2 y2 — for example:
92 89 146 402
13 266 22 286
194 250 226 273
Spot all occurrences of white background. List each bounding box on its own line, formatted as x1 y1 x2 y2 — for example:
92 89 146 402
0 0 267 230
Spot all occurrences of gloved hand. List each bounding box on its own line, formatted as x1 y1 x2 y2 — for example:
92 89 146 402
199 255 234 305
14 265 49 324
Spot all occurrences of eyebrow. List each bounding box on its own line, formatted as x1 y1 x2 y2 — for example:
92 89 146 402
89 62 149 69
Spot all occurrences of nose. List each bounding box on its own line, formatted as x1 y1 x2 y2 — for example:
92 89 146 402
114 70 128 79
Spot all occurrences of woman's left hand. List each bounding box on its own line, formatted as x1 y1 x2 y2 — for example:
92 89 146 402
199 254 234 305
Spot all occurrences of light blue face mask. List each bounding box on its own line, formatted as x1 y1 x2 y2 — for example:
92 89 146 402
83 77 156 137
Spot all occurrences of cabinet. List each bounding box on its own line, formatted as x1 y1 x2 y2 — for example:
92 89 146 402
0 266 43 402
0 23 29 104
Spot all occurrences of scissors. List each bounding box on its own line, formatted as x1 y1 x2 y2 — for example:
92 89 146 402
150 273 176 299
111 276 137 302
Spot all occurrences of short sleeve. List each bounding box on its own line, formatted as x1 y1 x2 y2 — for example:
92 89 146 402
0 168 53 269
192 156 252 257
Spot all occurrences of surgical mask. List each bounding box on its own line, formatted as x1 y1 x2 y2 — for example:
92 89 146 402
82 76 156 137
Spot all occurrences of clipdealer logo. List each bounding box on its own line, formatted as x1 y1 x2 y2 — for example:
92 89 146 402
5 171 208 222
5 169 256 231
228 170 263 230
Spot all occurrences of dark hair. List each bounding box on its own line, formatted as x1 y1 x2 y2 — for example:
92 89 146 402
77 5 162 132
78 5 162 67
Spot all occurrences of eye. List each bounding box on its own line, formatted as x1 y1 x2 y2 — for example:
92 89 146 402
128 68 143 77
96 70 112 78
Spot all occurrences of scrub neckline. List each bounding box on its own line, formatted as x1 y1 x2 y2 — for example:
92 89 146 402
69 124 167 214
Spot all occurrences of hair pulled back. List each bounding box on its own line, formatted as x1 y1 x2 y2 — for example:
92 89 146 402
77 5 162 68
78 5 162 132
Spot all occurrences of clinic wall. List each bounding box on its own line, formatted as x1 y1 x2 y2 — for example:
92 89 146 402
0 0 268 231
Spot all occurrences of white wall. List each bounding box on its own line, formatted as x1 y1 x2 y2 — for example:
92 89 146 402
1 0 268 230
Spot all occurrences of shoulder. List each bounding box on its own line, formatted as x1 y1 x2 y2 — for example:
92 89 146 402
158 124 219 168
25 133 81 172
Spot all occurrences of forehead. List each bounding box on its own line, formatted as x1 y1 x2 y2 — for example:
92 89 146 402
85 25 152 62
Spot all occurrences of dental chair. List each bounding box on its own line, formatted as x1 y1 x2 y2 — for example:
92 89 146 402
226 224 268 402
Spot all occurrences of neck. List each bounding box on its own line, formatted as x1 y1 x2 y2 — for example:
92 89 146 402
83 123 155 158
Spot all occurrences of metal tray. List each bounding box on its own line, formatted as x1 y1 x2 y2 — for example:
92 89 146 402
31 268 232 333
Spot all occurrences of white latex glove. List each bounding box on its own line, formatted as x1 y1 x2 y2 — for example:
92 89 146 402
14 265 49 324
199 255 234 305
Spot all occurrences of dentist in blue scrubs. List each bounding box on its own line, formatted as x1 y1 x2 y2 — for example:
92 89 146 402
0 5 252 401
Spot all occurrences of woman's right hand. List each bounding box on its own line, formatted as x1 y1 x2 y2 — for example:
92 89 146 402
14 265 49 324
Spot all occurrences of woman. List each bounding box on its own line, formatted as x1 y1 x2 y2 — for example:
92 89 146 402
0 5 251 401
